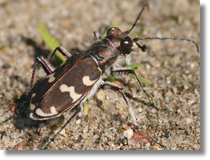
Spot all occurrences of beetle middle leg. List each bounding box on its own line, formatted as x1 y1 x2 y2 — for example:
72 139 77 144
47 46 72 61
102 81 137 124
28 57 53 94
102 81 166 148
29 47 72 93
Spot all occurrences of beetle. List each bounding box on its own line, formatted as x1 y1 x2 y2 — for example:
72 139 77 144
1 4 199 150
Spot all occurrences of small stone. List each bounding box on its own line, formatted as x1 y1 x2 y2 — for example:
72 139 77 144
151 108 156 113
62 139 67 145
59 128 66 135
106 103 117 115
96 90 106 101
173 87 178 94
188 99 194 105
151 61 160 68
76 119 81 125
83 125 88 133
186 118 193 124
138 107 143 112
56 116 64 127
10 106 17 113
122 124 130 130
116 103 125 110
81 133 88 139
113 80 123 86
184 85 189 90
123 128 133 139
37 127 42 133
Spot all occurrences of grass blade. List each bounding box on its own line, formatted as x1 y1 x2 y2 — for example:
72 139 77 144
37 21 66 65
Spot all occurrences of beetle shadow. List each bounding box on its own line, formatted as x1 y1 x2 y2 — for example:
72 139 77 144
11 79 49 142
10 36 51 129
21 35 87 66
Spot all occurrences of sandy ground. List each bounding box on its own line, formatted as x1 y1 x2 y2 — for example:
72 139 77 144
0 0 200 150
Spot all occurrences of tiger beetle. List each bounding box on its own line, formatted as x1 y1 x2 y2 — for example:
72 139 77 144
0 4 199 150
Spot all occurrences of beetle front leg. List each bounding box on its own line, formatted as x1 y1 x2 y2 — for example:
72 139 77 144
47 46 72 61
112 68 144 88
112 68 167 110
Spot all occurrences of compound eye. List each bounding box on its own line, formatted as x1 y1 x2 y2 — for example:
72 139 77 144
107 27 122 35
121 36 132 48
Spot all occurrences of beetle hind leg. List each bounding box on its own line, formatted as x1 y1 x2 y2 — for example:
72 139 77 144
42 106 81 150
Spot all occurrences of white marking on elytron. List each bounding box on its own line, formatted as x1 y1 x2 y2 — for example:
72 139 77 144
30 103 36 111
35 106 58 117
82 76 98 86
98 67 102 73
60 84 82 103
47 72 56 83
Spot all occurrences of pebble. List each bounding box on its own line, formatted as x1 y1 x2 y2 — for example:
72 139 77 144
138 107 143 112
186 118 193 124
76 119 81 125
123 128 133 139
83 126 88 133
122 124 130 130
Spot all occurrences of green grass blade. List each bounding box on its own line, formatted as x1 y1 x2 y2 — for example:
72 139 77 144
125 63 151 84
125 63 141 69
128 74 151 84
37 21 66 65
107 75 116 82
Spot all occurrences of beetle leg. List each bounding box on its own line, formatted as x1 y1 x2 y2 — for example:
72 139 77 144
43 106 81 150
93 31 102 42
27 59 37 94
28 57 53 94
112 69 167 110
102 81 137 124
47 46 72 61
112 68 144 88
102 81 166 148
37 57 52 75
